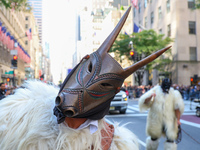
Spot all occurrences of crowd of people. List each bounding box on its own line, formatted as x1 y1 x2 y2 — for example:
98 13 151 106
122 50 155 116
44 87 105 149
2 81 200 102
124 84 200 101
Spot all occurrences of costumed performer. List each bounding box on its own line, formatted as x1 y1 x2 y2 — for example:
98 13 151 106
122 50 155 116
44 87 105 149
138 78 185 150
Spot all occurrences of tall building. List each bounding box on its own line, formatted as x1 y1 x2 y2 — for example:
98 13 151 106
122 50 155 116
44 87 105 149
133 0 200 85
74 0 133 86
0 5 42 85
28 0 43 44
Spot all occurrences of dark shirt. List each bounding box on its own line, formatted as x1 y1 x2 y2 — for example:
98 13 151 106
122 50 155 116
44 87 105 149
0 89 6 100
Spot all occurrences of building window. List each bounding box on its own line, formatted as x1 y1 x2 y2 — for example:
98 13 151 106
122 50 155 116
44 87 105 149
139 21 141 26
144 0 148 8
158 6 162 19
25 24 28 29
150 0 153 3
189 21 196 34
134 8 136 17
25 16 29 20
190 47 197 61
167 24 171 36
25 41 28 45
188 0 195 9
145 17 147 28
159 29 162 34
166 0 170 13
139 2 141 13
151 12 154 24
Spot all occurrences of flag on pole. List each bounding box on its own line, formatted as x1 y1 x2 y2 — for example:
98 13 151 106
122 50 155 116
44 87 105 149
131 0 138 9
26 28 32 40
134 23 142 33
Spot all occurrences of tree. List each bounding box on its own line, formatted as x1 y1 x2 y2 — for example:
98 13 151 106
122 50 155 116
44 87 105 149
0 0 31 11
195 0 200 9
110 29 173 85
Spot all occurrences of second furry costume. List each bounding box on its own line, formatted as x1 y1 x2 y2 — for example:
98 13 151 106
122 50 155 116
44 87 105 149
139 80 184 150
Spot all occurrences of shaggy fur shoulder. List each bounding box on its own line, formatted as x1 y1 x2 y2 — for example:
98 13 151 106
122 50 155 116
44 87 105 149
111 123 139 150
0 80 139 150
138 85 159 112
173 89 185 114
0 80 59 150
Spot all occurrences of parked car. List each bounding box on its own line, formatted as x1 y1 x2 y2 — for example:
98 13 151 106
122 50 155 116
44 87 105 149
109 90 128 114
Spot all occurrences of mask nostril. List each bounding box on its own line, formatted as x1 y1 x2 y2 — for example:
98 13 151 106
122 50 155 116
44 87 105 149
55 96 62 106
64 110 74 117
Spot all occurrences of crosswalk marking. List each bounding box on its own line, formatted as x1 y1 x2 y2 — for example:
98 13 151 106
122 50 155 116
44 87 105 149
128 105 140 112
180 120 200 128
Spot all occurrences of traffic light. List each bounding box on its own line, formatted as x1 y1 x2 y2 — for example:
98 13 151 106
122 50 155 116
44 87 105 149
190 77 194 85
130 51 135 61
11 55 18 68
6 78 10 82
194 74 198 82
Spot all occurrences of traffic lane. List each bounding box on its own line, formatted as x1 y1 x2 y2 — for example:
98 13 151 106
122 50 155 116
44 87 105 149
105 115 147 150
177 123 200 150
105 114 200 150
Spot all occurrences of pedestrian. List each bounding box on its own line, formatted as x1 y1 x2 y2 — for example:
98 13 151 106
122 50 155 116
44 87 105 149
138 78 185 150
0 6 171 150
189 86 196 101
0 82 11 100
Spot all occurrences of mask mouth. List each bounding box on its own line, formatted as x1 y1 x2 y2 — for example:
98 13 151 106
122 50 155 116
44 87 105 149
63 107 78 117
55 94 78 117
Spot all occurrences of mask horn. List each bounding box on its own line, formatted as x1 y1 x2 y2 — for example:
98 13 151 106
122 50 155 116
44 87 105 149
122 46 172 78
97 6 131 55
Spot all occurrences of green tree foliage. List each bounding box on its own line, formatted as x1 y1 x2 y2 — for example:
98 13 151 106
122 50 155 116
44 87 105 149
195 0 200 9
110 29 173 73
0 0 31 11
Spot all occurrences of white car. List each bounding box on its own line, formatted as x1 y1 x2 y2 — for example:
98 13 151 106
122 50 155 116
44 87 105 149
109 90 128 114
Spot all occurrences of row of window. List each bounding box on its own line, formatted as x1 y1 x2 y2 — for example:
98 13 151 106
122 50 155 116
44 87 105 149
136 0 170 14
0 6 25 37
155 21 195 37
138 0 195 12
135 0 196 28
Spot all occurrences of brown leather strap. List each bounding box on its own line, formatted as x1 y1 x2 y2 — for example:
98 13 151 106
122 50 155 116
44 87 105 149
100 122 114 150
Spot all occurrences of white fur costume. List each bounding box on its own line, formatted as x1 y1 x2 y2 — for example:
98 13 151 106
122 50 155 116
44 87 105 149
0 81 139 150
139 85 184 150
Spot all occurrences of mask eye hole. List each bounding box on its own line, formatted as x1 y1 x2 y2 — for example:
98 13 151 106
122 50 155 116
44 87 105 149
88 62 93 73
100 83 113 89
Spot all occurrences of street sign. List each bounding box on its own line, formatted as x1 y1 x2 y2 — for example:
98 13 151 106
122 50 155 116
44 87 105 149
5 71 14 74
11 67 17 69
10 50 18 55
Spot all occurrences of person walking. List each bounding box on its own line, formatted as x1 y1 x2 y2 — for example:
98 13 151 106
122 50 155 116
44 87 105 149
138 78 185 150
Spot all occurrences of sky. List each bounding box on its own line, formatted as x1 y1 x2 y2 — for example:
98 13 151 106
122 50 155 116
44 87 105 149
43 0 78 84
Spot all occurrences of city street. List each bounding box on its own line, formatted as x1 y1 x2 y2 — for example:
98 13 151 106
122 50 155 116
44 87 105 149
105 98 200 150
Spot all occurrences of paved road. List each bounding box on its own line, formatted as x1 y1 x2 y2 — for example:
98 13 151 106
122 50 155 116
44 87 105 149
105 98 200 150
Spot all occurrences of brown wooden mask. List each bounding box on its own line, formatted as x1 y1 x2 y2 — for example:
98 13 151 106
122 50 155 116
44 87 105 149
54 6 171 123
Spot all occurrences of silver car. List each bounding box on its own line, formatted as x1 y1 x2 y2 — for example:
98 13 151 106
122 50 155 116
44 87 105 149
109 90 128 114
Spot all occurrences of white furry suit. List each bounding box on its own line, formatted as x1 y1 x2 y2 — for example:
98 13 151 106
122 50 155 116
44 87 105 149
0 81 139 150
139 85 184 150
